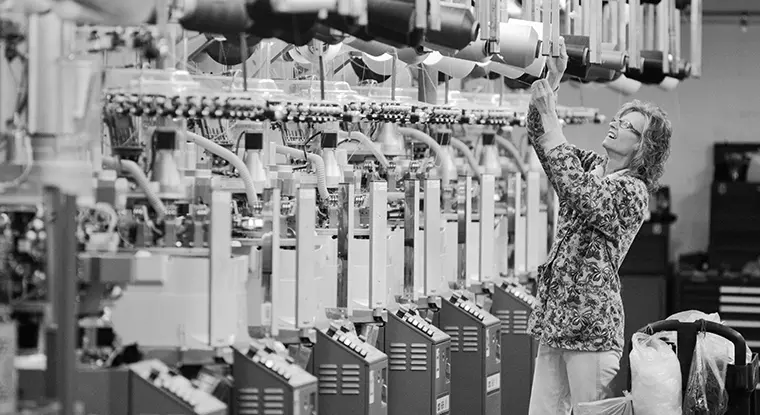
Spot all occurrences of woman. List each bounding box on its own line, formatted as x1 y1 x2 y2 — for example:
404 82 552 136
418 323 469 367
526 38 672 414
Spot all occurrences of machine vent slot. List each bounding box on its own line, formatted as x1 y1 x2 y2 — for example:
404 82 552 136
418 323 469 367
462 326 479 352
341 364 361 395
389 342 408 371
493 309 511 333
512 310 529 334
410 343 428 371
318 364 339 395
444 326 460 352
262 388 285 415
236 387 260 415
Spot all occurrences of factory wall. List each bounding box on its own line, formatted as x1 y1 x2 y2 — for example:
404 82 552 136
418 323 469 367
559 19 760 260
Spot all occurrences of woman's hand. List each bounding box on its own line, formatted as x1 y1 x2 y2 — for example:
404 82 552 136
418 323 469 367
546 37 568 90
531 79 561 131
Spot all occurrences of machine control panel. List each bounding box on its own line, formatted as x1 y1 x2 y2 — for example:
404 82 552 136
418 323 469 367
449 292 486 321
130 360 227 415
500 283 536 308
325 322 374 358
395 306 438 337
247 343 301 381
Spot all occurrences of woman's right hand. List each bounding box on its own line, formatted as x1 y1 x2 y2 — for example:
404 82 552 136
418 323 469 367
546 37 568 90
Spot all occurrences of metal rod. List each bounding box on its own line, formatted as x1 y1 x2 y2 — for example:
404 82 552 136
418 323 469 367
336 183 354 308
628 0 641 69
617 0 627 50
263 187 281 336
391 52 397 101
209 190 232 346
45 186 77 415
423 178 441 296
295 188 316 328
478 174 495 282
690 0 702 77
368 181 387 308
403 177 420 301
657 0 670 73
240 34 248 91
456 174 472 289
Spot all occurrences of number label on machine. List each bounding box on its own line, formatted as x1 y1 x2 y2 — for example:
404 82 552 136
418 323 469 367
369 369 375 404
436 394 450 414
486 373 500 393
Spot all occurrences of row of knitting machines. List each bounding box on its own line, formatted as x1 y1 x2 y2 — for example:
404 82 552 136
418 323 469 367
2 0 703 414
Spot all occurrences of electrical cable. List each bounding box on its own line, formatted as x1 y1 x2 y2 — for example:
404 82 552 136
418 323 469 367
102 156 168 217
450 137 482 178
185 131 260 206
494 134 529 176
338 130 391 169
274 144 330 200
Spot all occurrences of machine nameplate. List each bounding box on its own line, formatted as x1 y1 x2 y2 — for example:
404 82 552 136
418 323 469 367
436 395 450 414
486 373 500 393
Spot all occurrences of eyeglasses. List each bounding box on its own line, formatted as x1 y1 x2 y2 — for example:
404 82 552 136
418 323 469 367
610 118 642 136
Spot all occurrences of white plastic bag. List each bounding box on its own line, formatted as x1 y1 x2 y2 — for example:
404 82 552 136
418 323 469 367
575 392 633 415
629 332 682 415
665 310 752 365
683 332 729 415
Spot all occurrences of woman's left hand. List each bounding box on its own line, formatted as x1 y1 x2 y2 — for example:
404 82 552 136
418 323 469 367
531 79 561 130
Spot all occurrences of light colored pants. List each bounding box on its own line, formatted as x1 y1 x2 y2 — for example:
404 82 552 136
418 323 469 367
528 344 622 415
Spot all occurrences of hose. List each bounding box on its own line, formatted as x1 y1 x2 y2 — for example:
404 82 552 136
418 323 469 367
102 156 168 217
185 131 259 206
495 134 529 176
340 131 391 169
450 137 482 178
274 144 330 200
397 127 447 166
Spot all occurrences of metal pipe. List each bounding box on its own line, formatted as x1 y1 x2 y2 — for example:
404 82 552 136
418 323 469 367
336 182 355 309
368 180 387 308
44 187 78 415
456 174 472 289
402 177 420 301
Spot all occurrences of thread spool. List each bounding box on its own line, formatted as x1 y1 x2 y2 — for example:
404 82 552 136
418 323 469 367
245 1 317 46
427 54 477 79
347 38 428 65
625 50 666 84
597 44 629 72
365 0 424 47
563 35 592 79
423 4 479 51
492 21 541 68
606 74 642 95
180 0 253 33
496 19 546 78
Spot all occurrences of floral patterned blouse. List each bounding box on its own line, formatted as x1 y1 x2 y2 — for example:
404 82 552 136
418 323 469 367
525 104 649 352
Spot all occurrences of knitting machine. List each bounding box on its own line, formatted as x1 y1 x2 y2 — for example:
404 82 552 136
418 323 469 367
0 0 703 414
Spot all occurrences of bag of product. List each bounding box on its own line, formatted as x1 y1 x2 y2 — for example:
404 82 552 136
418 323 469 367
683 332 729 415
629 332 682 415
575 392 633 415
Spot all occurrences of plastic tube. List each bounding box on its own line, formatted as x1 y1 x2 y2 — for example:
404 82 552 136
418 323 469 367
450 137 482 177
185 131 259 206
494 134 529 175
274 144 330 200
102 156 168 217
397 127 447 163
339 131 391 169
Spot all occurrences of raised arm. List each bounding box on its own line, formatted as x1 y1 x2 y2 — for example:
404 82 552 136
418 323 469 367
529 80 649 238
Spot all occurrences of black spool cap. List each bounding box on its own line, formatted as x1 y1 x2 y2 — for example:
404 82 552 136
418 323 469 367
482 133 496 146
154 129 177 150
321 132 338 148
244 132 264 150
435 131 451 145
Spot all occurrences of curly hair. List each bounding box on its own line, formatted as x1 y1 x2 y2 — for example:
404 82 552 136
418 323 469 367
616 100 672 193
